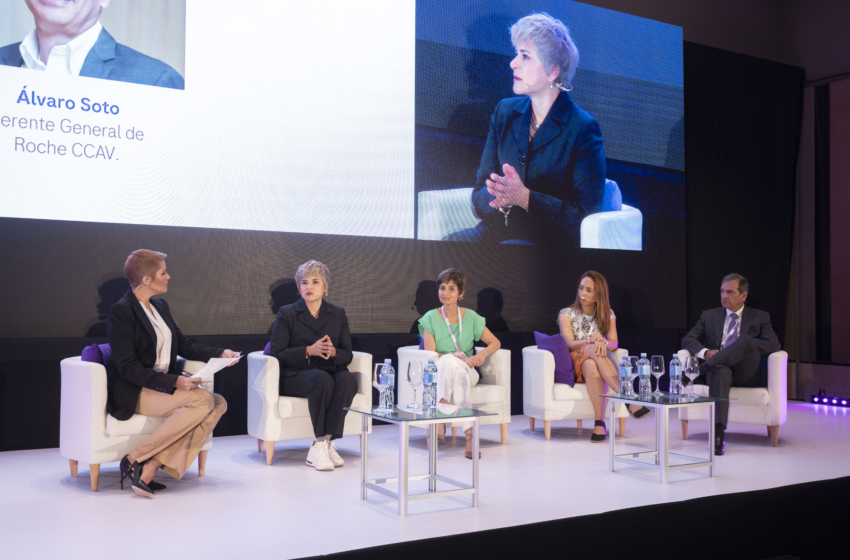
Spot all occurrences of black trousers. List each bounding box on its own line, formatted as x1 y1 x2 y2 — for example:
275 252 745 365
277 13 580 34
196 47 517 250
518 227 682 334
699 335 763 427
280 369 357 440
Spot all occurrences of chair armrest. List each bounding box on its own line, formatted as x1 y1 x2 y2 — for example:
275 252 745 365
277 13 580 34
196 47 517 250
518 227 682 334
580 205 642 251
767 351 788 426
523 346 556 417
60 357 108 461
349 351 373 407
246 351 281 440
677 349 692 362
477 347 511 390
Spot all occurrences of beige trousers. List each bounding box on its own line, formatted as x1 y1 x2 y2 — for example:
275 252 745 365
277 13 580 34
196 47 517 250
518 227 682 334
131 387 227 479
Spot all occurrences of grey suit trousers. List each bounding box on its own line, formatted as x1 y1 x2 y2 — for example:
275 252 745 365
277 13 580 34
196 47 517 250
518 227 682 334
698 335 763 426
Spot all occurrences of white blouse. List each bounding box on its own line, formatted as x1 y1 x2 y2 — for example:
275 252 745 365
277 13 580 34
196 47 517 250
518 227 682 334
140 301 172 373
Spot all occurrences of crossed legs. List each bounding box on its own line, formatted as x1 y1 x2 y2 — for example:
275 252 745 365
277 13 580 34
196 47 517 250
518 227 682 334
582 349 640 436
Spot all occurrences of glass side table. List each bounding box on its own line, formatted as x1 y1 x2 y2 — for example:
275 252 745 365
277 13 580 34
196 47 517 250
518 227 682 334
345 404 496 516
603 392 730 484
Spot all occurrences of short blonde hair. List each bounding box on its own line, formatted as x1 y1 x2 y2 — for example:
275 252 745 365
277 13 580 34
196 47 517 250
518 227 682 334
295 260 330 291
124 249 166 289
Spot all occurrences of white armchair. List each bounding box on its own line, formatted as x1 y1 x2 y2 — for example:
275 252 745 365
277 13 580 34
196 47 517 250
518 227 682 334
677 349 788 446
247 351 372 465
59 356 213 492
523 346 630 439
397 346 511 443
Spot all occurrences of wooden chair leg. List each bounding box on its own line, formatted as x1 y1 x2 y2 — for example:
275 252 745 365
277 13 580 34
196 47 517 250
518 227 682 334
681 419 688 440
452 427 457 438
619 417 626 438
529 417 535 431
198 450 208 476
544 420 551 440
257 438 264 454
768 425 779 447
576 419 582 430
69 459 78 477
265 441 274 465
500 423 508 444
90 464 100 492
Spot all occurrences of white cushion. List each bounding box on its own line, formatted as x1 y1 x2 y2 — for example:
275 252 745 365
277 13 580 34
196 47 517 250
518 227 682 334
106 413 166 437
277 392 368 419
470 383 507 405
692 384 769 406
552 383 617 401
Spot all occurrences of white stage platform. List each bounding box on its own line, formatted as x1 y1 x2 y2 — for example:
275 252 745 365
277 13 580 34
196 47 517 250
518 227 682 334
0 403 846 559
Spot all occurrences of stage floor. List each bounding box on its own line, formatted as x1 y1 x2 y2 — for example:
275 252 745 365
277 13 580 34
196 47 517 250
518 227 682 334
1 403 846 559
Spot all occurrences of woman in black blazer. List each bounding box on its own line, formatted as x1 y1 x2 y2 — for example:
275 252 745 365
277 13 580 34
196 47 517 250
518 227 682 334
458 13 606 246
107 249 237 497
269 260 357 472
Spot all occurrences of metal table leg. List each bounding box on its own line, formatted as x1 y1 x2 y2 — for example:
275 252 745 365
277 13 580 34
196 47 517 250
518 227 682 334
609 398 616 472
655 404 660 466
360 414 368 500
660 405 669 484
429 421 438 492
709 402 715 477
398 422 409 516
472 419 479 507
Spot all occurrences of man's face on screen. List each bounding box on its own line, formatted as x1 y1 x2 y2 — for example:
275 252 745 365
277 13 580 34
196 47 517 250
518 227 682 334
510 40 557 96
26 0 110 36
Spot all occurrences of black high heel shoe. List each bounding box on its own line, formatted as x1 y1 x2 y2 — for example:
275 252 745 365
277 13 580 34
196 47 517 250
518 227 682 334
590 420 607 443
628 406 651 420
130 461 154 498
120 455 166 491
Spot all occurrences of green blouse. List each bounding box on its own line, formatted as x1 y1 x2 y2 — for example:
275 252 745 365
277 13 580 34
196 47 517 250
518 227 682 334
418 308 486 357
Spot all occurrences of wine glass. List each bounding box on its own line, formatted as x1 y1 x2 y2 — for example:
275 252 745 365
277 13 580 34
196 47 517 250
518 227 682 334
372 363 389 413
650 356 665 397
684 357 700 400
406 361 424 411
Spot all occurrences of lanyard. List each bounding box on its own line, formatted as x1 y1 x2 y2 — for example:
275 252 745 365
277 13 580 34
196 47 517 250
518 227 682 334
440 306 464 354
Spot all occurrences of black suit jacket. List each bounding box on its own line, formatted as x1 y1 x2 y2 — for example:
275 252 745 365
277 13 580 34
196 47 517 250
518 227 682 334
682 306 781 360
106 288 223 421
269 299 353 376
471 92 606 243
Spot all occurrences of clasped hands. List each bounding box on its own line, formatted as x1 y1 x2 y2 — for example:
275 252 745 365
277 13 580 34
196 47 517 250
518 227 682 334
486 163 530 211
307 335 337 360
585 333 608 358
453 351 485 368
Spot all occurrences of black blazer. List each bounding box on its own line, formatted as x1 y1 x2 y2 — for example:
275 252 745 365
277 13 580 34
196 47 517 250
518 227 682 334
682 306 781 361
269 299 353 376
106 288 224 421
471 92 606 243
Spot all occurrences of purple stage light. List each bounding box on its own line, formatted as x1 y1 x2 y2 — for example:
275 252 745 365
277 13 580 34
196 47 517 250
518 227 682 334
843 401 847 405
833 399 838 404
814 397 819 402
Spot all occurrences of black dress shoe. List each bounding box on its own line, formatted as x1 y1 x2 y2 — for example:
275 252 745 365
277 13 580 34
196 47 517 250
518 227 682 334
715 436 726 456
148 480 167 491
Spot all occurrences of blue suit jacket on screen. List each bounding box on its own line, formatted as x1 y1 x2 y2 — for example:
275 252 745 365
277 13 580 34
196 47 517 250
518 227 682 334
0 28 184 90
471 92 605 243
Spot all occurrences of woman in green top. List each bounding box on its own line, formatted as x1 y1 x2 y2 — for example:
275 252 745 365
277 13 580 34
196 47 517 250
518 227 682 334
419 268 501 458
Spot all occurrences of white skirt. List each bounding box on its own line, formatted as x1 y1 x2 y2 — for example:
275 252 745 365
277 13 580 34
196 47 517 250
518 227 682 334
436 354 480 431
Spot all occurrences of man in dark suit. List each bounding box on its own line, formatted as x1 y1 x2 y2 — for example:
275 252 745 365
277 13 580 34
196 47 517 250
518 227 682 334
682 273 781 455
0 0 183 90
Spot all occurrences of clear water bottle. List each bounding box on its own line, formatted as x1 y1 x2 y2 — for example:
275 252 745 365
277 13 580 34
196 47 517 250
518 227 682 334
638 353 652 396
423 358 438 409
381 359 395 411
618 355 633 397
669 354 683 395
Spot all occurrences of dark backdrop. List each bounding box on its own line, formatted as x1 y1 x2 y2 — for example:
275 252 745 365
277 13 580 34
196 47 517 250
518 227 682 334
0 42 803 452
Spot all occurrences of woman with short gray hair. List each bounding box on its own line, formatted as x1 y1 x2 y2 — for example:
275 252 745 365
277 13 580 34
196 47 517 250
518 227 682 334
461 12 606 246
269 260 357 471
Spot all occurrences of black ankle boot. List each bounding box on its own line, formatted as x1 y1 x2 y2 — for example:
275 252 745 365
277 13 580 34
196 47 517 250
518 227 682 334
590 420 607 443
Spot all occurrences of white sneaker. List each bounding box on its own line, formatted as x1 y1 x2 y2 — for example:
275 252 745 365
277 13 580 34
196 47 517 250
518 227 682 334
327 441 344 468
306 440 334 471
